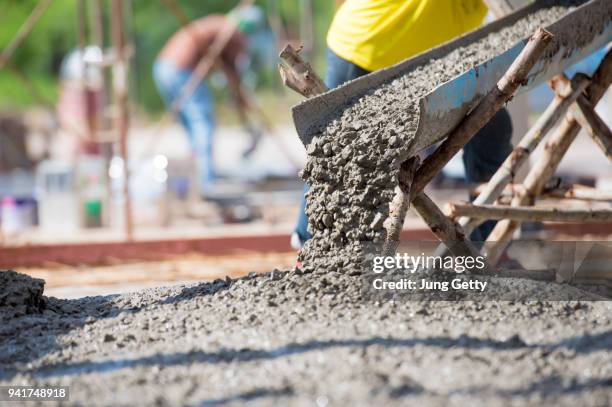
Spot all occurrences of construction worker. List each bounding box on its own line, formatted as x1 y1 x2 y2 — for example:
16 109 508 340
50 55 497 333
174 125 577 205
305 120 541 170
292 0 513 248
153 6 265 197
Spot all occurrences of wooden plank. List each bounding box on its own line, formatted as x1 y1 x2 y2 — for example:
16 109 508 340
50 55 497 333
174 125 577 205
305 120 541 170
449 203 612 223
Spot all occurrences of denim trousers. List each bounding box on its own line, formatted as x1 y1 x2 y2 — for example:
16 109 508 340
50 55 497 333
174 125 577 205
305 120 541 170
153 59 216 194
295 49 513 242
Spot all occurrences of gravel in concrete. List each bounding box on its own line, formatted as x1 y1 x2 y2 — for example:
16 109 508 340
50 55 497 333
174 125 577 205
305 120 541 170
1 269 611 406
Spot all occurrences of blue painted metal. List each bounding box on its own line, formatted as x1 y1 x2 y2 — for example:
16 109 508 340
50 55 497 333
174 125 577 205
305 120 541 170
412 5 612 153
291 0 612 153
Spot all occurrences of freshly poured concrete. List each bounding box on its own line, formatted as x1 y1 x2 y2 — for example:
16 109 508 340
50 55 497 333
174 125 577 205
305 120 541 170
1 269 611 405
3 1 612 405
0 270 45 318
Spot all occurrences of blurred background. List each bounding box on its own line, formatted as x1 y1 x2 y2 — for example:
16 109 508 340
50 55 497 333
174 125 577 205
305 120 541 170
0 0 610 297
0 0 333 239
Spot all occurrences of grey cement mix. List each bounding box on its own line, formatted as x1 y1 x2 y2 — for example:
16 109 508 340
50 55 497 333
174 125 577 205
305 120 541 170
0 270 45 318
298 1 601 272
2 2 612 405
1 269 611 406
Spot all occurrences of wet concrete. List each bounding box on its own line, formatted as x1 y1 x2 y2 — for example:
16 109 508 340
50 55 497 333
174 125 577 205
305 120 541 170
2 2 612 405
298 2 600 272
1 269 611 405
0 270 45 318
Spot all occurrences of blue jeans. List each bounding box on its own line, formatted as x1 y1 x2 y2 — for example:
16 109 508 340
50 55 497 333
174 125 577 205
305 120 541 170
463 108 513 241
295 49 512 242
153 59 216 194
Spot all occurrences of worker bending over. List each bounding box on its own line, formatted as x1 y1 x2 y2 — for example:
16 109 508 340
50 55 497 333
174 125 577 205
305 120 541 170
153 6 264 197
293 0 512 248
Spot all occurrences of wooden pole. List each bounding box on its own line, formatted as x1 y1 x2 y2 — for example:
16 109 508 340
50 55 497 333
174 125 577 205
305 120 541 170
76 0 96 145
548 74 612 161
549 73 612 160
409 28 554 201
458 73 590 235
449 202 612 223
573 97 612 160
0 0 53 71
91 0 105 47
485 48 612 263
160 0 191 27
472 182 612 202
544 184 612 202
91 0 107 103
110 0 133 241
382 157 419 256
411 193 495 273
76 0 87 52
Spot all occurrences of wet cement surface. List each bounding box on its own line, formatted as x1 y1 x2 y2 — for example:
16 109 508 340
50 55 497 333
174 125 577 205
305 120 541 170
1 269 611 406
0 270 45 319
3 2 612 405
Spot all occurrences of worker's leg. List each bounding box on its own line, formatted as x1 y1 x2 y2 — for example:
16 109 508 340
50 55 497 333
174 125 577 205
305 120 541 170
462 107 513 241
294 49 370 245
153 59 216 195
180 82 216 195
294 183 311 244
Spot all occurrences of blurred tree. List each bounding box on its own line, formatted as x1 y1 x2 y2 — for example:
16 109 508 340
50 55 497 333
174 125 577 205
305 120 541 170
0 0 76 108
0 0 334 113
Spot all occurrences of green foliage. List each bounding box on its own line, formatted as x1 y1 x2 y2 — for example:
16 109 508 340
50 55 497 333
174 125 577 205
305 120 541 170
0 0 334 113
0 0 77 108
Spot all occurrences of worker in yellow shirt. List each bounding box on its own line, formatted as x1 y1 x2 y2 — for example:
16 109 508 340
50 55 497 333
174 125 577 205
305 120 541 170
292 0 513 248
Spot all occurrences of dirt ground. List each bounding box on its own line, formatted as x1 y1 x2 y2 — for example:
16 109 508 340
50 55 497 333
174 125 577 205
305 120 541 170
1 269 611 406
19 252 297 298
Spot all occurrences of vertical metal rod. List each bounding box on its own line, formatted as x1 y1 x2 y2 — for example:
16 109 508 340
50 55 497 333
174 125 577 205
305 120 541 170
91 0 108 129
91 0 114 228
110 0 133 241
91 0 105 47
76 0 95 143
76 0 87 51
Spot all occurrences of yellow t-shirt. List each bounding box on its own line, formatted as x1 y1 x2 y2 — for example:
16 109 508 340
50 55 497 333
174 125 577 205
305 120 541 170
327 0 488 71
